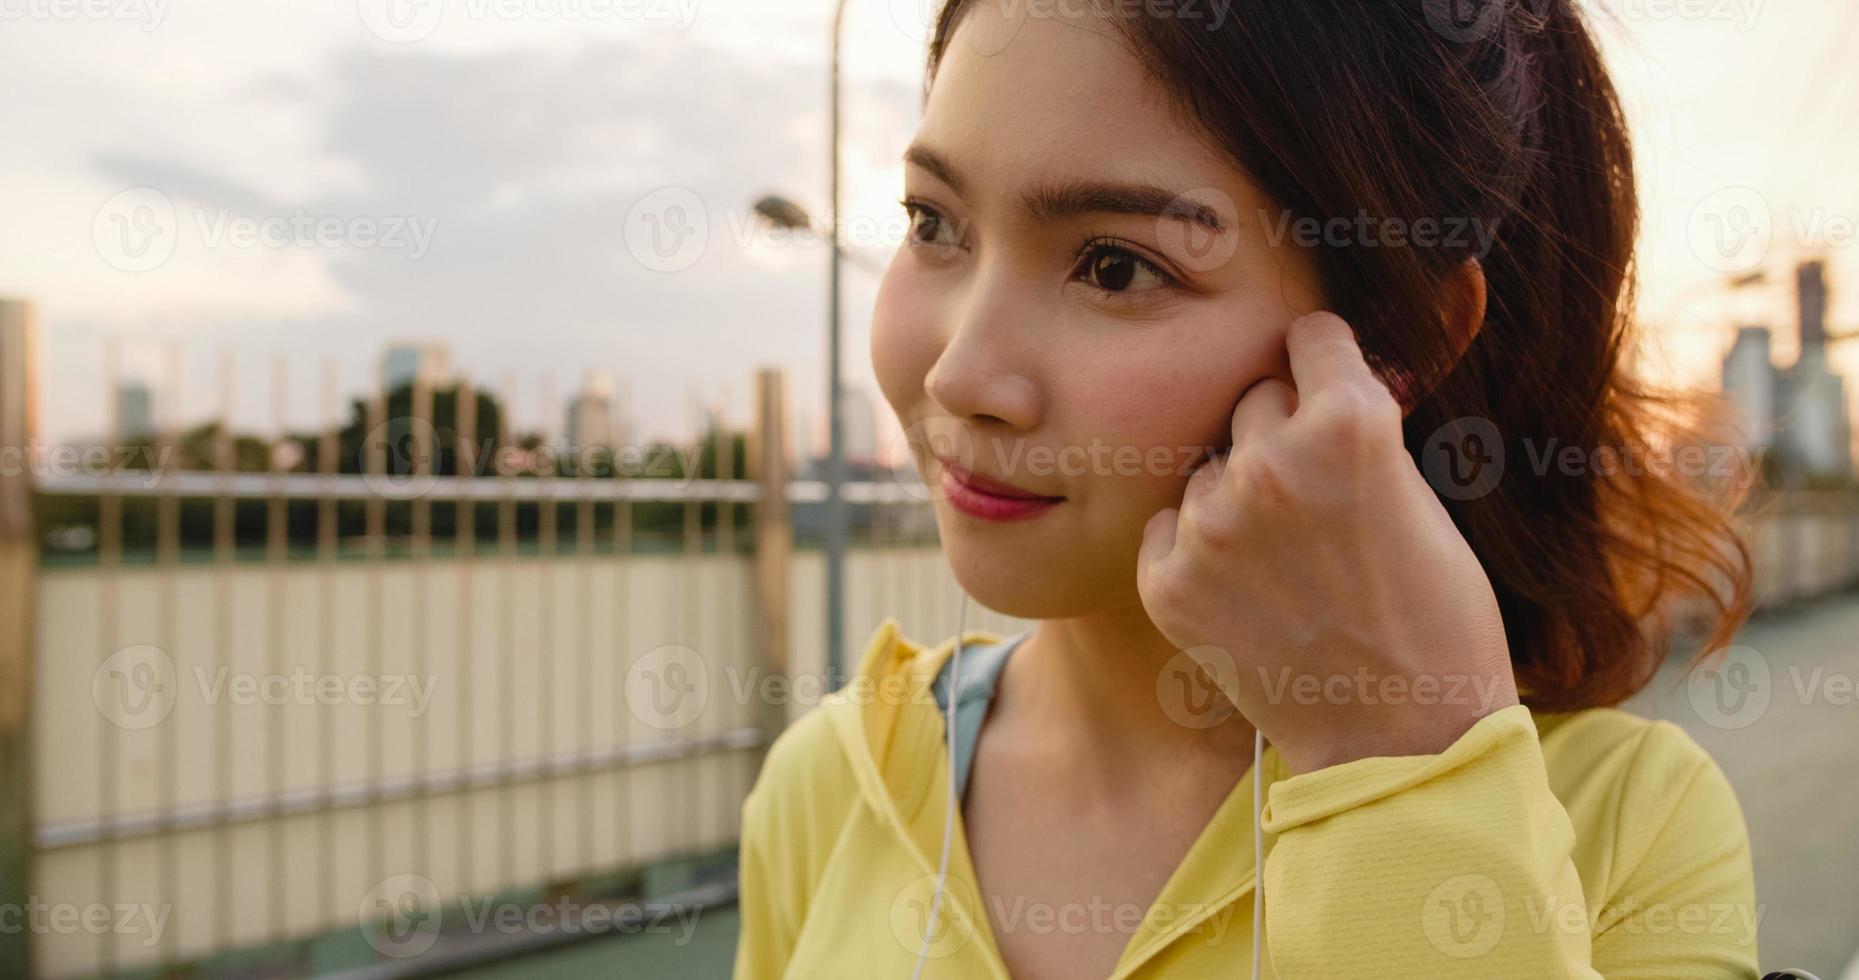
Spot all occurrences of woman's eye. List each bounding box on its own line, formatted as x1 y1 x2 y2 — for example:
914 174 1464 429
1073 242 1172 295
903 201 961 252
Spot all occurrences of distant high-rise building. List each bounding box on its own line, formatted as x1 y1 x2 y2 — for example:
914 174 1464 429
1799 260 1828 348
565 370 616 450
114 380 154 441
383 342 449 392
1720 260 1851 479
841 385 878 467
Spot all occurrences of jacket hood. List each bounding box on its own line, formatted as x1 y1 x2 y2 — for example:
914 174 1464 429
817 617 1008 865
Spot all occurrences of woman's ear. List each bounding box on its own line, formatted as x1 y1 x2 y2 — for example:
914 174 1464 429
1446 256 1488 363
1381 259 1488 416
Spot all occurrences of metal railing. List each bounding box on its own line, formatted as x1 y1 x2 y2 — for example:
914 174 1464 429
4 300 1858 978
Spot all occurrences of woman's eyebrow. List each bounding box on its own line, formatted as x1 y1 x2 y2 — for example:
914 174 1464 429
903 141 1225 234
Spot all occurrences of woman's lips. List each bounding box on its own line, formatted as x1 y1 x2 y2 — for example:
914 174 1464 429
937 460 1064 522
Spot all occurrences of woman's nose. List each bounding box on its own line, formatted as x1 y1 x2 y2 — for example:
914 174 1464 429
922 276 1040 431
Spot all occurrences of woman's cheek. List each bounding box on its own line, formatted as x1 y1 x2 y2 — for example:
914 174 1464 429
870 260 945 422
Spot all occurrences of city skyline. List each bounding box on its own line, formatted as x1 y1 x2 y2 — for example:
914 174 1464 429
4 1 1858 460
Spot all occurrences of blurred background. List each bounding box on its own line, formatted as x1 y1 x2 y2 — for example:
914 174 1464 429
1 0 1857 976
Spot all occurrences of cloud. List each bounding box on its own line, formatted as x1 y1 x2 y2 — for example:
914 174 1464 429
74 32 922 443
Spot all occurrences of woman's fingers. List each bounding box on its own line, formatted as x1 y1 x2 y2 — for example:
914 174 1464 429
1231 377 1296 448
1286 310 1380 404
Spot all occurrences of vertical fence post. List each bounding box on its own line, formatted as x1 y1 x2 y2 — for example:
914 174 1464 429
0 298 38 977
750 368 791 735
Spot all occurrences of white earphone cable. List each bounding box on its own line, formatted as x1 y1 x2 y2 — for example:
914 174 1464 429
910 593 1266 979
1252 727 1265 980
910 590 967 979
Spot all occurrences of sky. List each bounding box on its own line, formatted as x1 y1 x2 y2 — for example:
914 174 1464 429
2 0 1856 451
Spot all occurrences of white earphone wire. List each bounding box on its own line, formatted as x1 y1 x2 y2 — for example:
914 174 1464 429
909 595 1266 980
1252 727 1265 980
910 590 967 979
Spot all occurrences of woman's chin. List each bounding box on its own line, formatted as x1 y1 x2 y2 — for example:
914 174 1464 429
940 528 1095 622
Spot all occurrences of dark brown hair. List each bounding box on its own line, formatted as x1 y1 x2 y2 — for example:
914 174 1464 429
927 0 1753 712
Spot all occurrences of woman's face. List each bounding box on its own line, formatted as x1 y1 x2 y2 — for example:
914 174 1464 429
872 4 1326 620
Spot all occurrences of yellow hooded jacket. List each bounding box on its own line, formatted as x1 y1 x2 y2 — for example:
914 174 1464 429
733 619 1760 978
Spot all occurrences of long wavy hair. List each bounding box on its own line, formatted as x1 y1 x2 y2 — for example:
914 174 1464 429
926 0 1755 712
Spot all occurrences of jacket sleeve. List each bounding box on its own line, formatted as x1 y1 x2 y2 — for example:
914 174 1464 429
1257 704 1760 978
731 780 798 980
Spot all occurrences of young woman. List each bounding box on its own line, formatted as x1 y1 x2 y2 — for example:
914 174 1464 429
735 1 1760 977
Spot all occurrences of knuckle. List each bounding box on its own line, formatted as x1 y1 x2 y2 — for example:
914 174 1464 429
1142 561 1192 615
1234 445 1298 510
1311 381 1399 444
1178 492 1241 550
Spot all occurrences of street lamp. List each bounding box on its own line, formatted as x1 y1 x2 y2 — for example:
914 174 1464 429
752 195 890 276
763 0 855 690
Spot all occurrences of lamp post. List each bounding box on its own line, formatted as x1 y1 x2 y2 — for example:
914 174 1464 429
749 0 855 688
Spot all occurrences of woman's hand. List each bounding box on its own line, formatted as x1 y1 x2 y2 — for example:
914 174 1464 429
1136 311 1518 775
